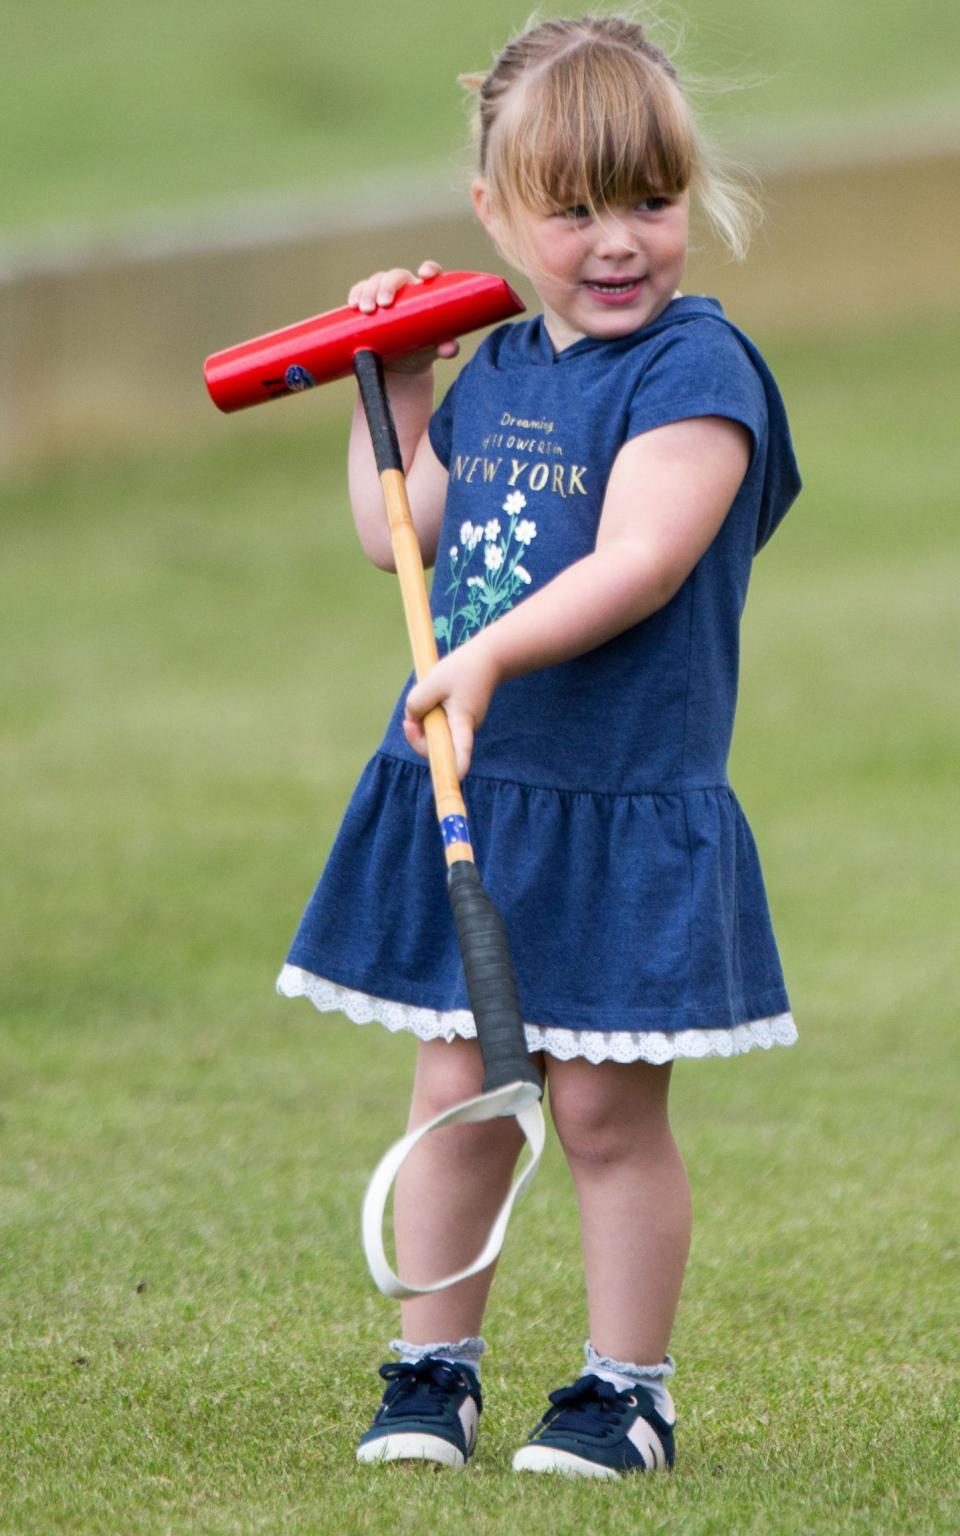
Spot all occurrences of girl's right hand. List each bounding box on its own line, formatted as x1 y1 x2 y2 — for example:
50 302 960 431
347 260 460 373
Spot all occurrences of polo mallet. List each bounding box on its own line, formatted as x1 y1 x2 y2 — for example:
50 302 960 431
205 272 545 1298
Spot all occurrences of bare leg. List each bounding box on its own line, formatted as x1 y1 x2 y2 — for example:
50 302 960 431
394 1036 528 1344
546 1056 691 1364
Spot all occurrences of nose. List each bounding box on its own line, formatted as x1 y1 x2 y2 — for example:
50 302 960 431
592 213 640 258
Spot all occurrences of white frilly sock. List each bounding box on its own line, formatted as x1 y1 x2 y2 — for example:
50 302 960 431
585 1340 676 1424
389 1336 486 1374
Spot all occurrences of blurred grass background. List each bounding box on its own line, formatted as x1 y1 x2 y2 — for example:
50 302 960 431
2 2 959 1532
3 0 960 234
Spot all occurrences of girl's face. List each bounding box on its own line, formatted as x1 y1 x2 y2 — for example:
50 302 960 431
473 184 690 352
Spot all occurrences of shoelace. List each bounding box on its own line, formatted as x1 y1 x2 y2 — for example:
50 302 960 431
537 1374 647 1441
377 1357 479 1421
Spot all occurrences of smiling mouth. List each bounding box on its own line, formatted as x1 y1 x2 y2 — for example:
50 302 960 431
582 277 645 305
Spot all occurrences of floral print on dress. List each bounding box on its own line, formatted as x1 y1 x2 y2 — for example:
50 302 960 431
433 492 538 650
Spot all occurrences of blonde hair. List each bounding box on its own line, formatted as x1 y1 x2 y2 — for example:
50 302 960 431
461 13 757 260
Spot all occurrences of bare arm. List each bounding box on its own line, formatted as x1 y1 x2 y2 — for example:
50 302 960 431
346 261 453 571
404 415 752 776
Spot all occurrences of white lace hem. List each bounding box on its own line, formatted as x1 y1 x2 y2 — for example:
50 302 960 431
276 965 797 1065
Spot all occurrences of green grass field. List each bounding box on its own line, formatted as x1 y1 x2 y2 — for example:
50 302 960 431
4 0 960 235
2 311 958 1533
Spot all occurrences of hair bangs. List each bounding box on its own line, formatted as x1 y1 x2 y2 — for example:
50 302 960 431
488 41 695 218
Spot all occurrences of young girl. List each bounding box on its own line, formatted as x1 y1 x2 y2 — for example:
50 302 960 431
278 13 800 1478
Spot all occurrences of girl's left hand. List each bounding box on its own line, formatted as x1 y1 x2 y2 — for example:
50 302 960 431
403 641 499 780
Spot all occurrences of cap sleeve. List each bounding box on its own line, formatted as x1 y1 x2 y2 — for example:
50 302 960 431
626 318 801 550
626 319 767 448
427 369 462 468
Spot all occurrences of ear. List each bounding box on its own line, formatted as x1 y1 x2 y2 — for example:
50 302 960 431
471 178 500 240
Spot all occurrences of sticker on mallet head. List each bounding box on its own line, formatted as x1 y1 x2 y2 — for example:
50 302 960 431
285 364 316 392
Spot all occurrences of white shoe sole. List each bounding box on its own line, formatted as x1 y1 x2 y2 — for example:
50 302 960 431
357 1433 466 1468
512 1445 619 1479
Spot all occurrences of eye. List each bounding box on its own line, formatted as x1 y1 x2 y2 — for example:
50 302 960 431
556 203 592 222
638 196 671 213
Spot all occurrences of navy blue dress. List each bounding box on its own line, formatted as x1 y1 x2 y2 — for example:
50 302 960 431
279 297 802 1058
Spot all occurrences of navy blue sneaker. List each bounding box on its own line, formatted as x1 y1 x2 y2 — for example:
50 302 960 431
512 1373 675 1479
356 1356 482 1468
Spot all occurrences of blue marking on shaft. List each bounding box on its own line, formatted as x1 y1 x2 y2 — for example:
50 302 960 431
440 814 472 849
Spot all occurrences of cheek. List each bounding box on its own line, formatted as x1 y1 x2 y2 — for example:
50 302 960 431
536 226 583 266
533 252 577 288
669 216 690 259
654 228 687 274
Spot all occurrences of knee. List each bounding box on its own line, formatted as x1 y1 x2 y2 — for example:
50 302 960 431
549 1064 670 1169
551 1093 629 1168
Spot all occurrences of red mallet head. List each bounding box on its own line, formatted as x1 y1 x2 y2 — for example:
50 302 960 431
204 270 525 413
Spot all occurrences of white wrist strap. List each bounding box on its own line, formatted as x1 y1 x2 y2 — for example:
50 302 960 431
362 1079 545 1299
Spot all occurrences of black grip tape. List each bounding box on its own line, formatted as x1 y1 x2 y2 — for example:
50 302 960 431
353 350 403 475
447 861 542 1096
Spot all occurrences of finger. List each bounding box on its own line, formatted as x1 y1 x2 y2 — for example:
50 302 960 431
447 713 475 780
404 680 429 722
348 273 380 304
404 702 472 778
406 661 455 720
417 260 444 279
436 339 460 360
375 267 422 307
348 273 387 314
349 269 419 314
401 715 428 759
